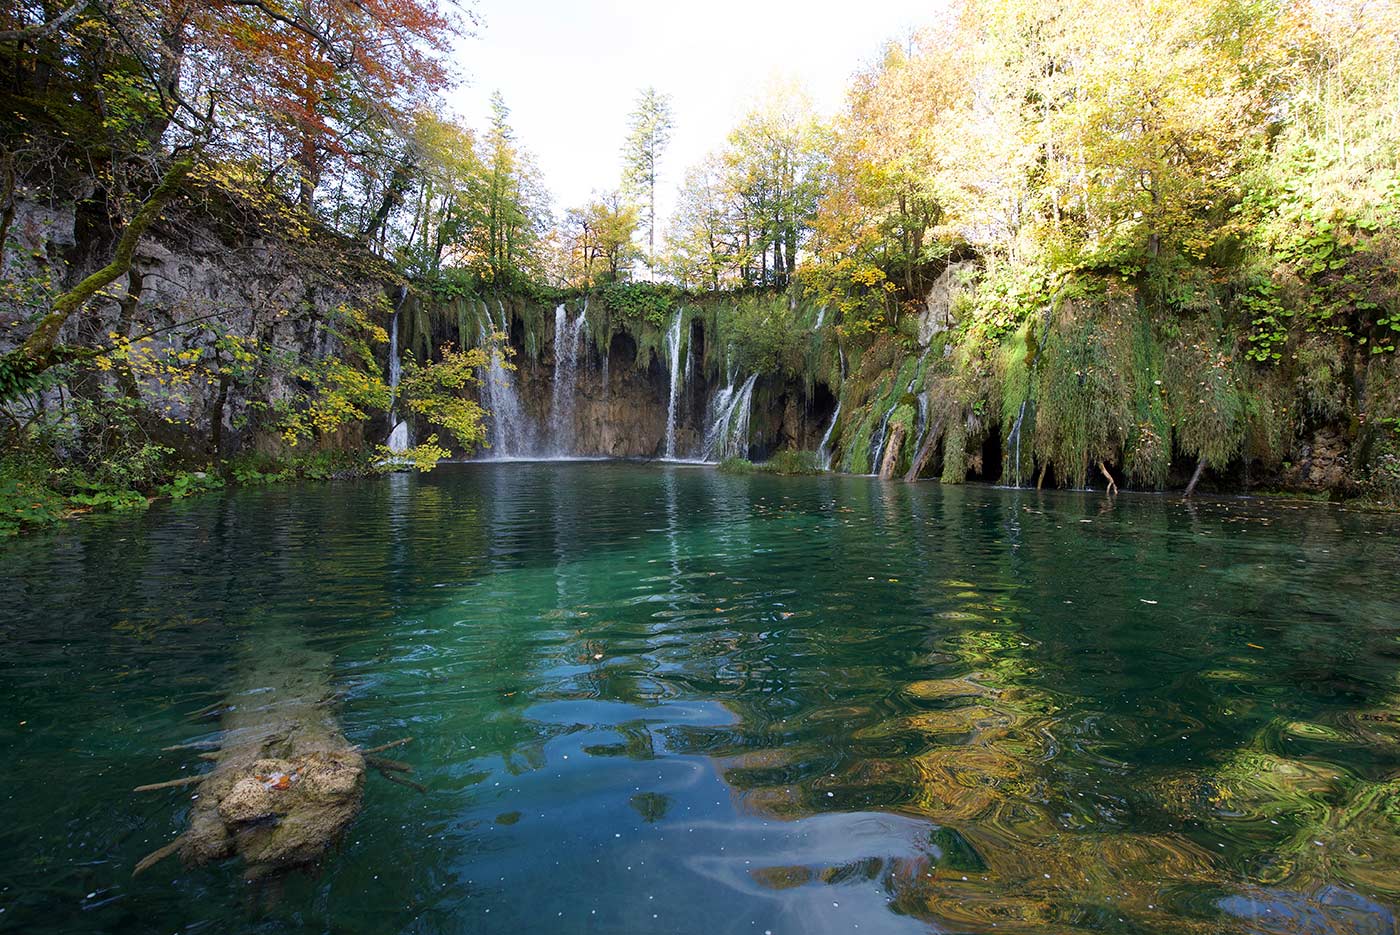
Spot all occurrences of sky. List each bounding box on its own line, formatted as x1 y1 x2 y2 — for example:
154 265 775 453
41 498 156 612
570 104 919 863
446 0 951 229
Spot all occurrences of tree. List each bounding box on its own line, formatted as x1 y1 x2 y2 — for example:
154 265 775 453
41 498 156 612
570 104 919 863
665 156 740 290
664 83 828 291
560 191 639 287
722 84 829 288
621 87 674 275
479 92 551 285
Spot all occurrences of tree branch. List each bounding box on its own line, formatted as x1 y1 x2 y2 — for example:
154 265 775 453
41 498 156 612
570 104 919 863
0 1 89 43
0 153 198 395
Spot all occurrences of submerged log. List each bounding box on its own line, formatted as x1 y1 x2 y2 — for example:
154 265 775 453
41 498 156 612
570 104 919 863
878 422 906 480
135 627 381 880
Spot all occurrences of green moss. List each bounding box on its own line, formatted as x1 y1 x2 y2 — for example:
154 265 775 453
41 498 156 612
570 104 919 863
717 457 758 475
719 451 823 476
1033 294 1134 487
1164 319 1248 470
941 420 968 484
1125 306 1170 488
764 450 822 475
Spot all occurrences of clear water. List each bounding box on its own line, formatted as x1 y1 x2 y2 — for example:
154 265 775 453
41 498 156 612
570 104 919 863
2 463 1399 934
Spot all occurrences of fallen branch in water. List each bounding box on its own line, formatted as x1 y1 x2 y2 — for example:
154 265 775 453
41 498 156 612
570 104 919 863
360 737 413 755
1099 461 1119 496
133 835 187 877
373 767 427 794
161 740 222 752
366 755 412 773
134 775 205 792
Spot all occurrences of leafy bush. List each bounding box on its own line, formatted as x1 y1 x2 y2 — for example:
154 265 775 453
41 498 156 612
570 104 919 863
595 282 680 327
398 344 490 453
764 450 822 475
0 476 66 537
157 471 226 499
722 294 807 378
717 451 822 476
717 457 758 475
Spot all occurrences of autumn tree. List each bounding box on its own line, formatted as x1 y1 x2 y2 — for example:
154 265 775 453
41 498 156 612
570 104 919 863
664 83 828 290
560 191 640 287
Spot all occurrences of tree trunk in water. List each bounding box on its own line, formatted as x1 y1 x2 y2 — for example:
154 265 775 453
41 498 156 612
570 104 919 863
1183 455 1208 499
903 412 944 482
878 422 906 480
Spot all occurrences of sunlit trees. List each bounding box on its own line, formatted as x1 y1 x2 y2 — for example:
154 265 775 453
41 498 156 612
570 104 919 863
664 84 828 290
665 156 741 291
476 92 551 286
558 191 640 287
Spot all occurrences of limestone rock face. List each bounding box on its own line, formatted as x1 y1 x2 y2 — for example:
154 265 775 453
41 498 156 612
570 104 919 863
1 195 387 459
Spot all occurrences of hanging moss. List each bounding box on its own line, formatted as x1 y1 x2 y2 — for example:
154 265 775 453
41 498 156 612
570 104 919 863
413 297 431 362
455 297 471 351
997 320 1037 484
1033 292 1134 488
941 419 968 484
1125 306 1170 488
1164 318 1249 471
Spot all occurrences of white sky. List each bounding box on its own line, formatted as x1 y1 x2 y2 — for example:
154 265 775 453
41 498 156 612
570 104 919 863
446 0 951 229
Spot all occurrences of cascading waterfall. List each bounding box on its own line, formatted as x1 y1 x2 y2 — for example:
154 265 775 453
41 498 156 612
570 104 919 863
386 305 410 453
869 351 931 472
663 310 685 459
701 373 758 461
817 400 842 470
1005 398 1029 488
478 299 534 458
867 403 897 473
548 302 588 455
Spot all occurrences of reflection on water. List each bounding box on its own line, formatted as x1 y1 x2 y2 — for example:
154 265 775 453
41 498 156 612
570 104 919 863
1 463 1398 933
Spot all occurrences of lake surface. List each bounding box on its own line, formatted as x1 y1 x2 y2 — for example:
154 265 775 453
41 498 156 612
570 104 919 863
2 462 1399 934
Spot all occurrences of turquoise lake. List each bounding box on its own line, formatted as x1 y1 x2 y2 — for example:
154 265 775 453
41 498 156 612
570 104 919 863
2 462 1399 933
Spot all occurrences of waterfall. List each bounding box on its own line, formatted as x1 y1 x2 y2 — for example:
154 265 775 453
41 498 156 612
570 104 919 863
386 304 410 453
1006 398 1029 488
817 400 842 470
548 302 588 455
701 373 758 461
663 310 685 459
912 393 930 457
868 353 930 473
867 403 897 473
814 306 827 331
478 299 533 458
